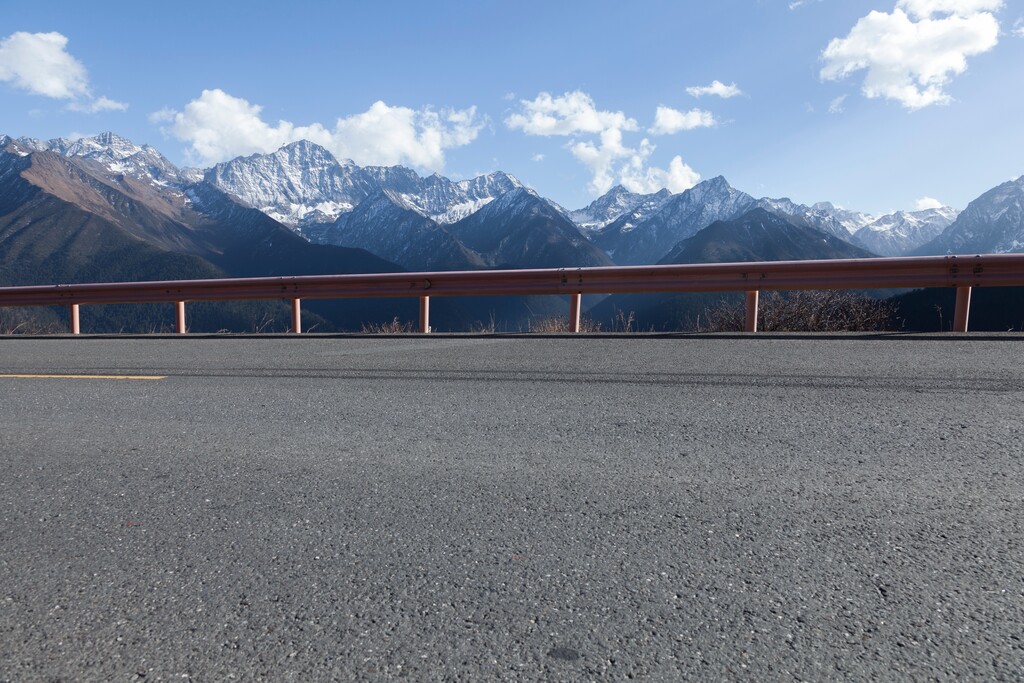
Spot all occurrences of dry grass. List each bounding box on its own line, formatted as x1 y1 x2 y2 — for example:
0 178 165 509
700 290 895 332
0 309 65 335
360 317 416 334
608 309 636 333
526 316 603 333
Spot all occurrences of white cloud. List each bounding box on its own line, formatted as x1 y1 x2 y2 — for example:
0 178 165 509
686 80 743 99
649 107 717 135
531 153 545 162
0 32 87 99
896 0 1003 19
506 91 703 196
620 154 701 195
1014 18 1024 36
828 95 848 114
154 89 485 169
568 128 635 195
915 196 944 210
505 91 638 137
0 31 125 113
67 95 128 113
821 3 1002 110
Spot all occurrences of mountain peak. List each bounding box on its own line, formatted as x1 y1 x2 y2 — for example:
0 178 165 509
93 131 134 147
604 184 632 197
487 186 539 210
279 139 334 157
569 184 672 231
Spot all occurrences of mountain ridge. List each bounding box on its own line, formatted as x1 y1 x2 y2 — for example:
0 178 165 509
11 132 978 262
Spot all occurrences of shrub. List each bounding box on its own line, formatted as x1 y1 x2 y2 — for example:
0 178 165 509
700 290 895 332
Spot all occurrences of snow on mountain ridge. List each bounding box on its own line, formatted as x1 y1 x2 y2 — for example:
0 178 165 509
916 176 1024 255
570 185 673 231
6 130 1005 261
17 132 186 187
758 197 876 239
854 207 958 256
206 140 524 230
204 140 376 227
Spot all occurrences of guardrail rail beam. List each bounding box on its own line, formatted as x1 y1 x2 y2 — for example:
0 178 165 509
2 254 1021 335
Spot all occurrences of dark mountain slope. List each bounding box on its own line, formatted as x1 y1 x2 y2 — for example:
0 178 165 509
447 188 613 269
315 189 484 271
661 208 874 264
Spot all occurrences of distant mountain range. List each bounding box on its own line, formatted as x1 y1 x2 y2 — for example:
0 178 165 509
2 131 1023 331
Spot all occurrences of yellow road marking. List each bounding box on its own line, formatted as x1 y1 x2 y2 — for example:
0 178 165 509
0 374 166 380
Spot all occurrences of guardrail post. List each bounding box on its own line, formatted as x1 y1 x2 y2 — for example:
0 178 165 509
69 304 80 335
954 286 972 332
569 293 582 333
745 291 759 332
419 296 430 334
291 298 302 334
175 301 186 334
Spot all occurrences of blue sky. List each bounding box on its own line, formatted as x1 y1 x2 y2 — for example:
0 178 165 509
2 0 1022 214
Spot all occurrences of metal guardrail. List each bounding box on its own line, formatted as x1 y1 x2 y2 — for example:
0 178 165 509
1 254 1022 334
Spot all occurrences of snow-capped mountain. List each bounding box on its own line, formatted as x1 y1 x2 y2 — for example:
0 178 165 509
16 132 189 187
205 140 523 230
757 198 876 240
915 176 1024 255
569 185 672 231
385 170 524 225
8 130 1016 267
809 202 877 234
204 141 377 228
592 176 759 265
854 207 958 256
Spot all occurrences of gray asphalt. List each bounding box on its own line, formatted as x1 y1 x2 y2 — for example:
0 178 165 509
1 334 1022 682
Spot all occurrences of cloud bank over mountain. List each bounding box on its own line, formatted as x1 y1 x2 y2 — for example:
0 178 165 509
505 91 706 196
152 89 485 171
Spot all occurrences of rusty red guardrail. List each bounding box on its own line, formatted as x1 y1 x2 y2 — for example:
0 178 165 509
1 254 1022 334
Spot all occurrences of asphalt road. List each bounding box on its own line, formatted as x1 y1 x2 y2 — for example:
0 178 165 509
1 334 1022 681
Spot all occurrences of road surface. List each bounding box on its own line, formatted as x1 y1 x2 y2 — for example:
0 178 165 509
1 334 1022 681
